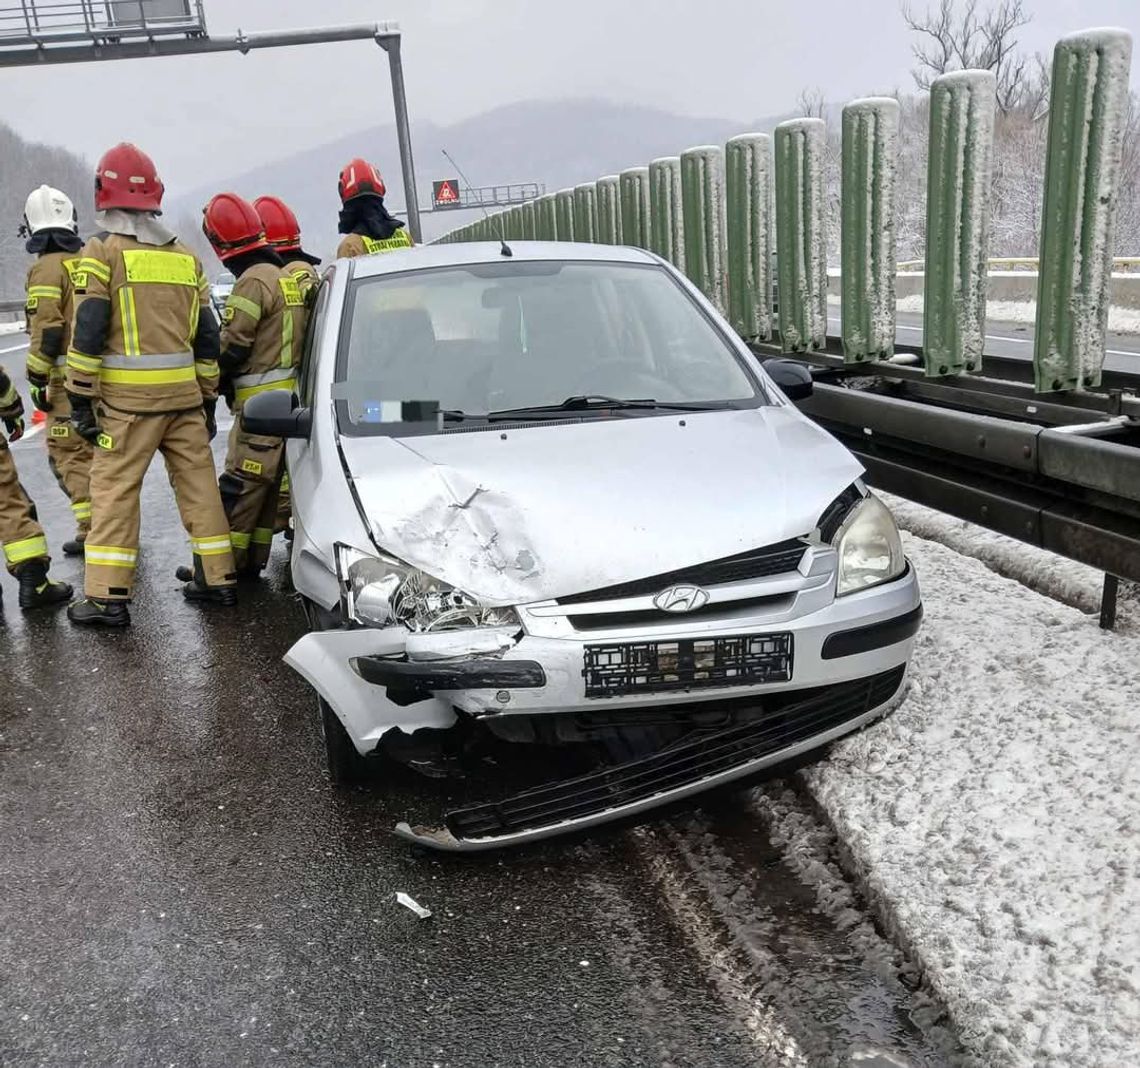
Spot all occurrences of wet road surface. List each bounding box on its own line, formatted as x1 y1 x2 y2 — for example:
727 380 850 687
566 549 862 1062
1 400 960 1067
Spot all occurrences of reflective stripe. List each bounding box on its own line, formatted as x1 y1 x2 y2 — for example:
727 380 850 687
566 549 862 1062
67 350 103 373
252 527 274 545
71 500 92 520
100 366 197 386
28 285 62 299
84 545 138 567
228 531 252 550
122 249 197 286
119 286 140 356
193 535 233 557
279 471 290 492
77 258 112 283
234 378 296 403
0 382 18 409
281 305 294 370
232 367 295 390
195 359 220 380
226 294 262 321
3 535 48 564
102 352 195 371
26 352 57 374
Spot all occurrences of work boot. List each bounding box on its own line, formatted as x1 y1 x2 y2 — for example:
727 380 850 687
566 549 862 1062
182 579 237 606
15 561 72 611
174 564 194 583
62 534 86 557
67 596 130 627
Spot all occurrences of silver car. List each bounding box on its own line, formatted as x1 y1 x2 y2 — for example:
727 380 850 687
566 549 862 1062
244 242 922 851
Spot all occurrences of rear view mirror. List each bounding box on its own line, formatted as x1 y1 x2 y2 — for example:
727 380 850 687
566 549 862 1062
241 389 312 439
762 358 814 401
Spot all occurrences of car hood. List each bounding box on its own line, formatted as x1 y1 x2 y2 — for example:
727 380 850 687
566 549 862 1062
338 407 862 605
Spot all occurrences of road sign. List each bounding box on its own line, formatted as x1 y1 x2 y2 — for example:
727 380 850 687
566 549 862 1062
433 178 461 209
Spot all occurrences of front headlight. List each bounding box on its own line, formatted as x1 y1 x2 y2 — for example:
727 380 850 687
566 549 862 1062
335 543 521 632
832 494 905 596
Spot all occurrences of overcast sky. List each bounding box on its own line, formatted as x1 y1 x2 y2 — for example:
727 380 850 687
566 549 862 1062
3 0 1137 198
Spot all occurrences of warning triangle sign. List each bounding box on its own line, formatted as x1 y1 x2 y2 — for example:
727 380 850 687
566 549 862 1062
434 180 459 205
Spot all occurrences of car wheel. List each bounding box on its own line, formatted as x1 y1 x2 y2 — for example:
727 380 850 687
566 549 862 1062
319 696 373 787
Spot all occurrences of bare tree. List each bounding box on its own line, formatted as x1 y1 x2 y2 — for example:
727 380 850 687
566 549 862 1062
795 87 827 120
902 0 1032 113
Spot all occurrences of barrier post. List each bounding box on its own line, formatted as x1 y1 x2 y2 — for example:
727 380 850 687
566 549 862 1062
596 175 622 245
649 156 686 270
554 188 575 241
619 167 651 249
573 182 598 243
680 146 727 312
725 133 772 340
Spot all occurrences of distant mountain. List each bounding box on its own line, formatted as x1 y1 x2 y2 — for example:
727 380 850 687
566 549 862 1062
169 98 797 263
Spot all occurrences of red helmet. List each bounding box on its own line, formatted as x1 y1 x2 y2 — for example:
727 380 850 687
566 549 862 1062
94 142 164 212
252 195 302 252
201 192 268 261
338 157 386 203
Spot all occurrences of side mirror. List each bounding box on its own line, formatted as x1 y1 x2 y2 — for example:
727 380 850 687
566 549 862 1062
241 389 312 439
762 358 814 401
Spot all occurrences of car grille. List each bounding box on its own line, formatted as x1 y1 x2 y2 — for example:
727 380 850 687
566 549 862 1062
583 632 793 698
556 540 807 606
445 666 906 841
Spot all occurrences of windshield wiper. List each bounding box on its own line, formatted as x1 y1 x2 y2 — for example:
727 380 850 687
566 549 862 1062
486 396 725 420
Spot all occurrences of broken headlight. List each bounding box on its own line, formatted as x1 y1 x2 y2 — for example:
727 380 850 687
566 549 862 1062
335 544 521 632
831 494 906 596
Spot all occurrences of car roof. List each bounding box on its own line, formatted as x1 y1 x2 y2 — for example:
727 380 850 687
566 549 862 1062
345 240 662 279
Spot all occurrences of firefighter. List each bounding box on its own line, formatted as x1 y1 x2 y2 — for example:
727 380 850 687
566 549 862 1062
335 158 414 259
0 366 73 610
65 142 237 628
252 195 320 538
21 185 93 555
199 192 307 578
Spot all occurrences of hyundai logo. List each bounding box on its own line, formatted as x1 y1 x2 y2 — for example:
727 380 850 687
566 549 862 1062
652 584 711 613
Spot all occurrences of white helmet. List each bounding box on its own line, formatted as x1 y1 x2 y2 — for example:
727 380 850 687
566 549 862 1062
23 185 78 235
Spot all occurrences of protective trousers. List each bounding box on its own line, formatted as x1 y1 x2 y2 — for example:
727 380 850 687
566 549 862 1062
220 408 284 573
84 405 236 600
0 441 48 573
44 387 93 538
274 468 291 535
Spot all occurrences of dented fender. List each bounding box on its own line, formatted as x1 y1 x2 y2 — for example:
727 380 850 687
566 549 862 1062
284 629 457 754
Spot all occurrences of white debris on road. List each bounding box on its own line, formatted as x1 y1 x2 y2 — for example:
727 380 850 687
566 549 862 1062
801 528 1140 1067
395 892 432 920
0 320 26 336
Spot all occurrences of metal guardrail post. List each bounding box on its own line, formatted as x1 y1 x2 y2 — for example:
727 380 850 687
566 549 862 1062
725 133 772 341
774 118 828 352
554 188 575 241
841 97 899 363
680 145 727 312
573 182 598 243
619 167 650 249
648 156 685 270
596 176 622 245
1034 28 1134 393
923 69 996 376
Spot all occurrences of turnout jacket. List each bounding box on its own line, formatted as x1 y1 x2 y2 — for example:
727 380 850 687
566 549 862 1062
24 251 79 389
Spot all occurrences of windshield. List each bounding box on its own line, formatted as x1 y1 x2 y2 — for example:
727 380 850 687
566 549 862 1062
334 259 764 434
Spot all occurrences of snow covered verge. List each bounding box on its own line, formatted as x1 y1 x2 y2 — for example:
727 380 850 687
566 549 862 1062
797 528 1140 1066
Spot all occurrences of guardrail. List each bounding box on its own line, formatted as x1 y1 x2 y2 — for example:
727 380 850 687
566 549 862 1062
894 256 1140 272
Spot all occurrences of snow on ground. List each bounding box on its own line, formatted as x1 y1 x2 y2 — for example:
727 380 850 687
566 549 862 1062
0 320 25 336
799 526 1140 1067
892 295 1140 335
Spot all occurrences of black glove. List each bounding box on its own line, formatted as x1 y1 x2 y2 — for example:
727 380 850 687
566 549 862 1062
69 393 100 444
2 411 24 442
203 398 218 442
28 373 52 413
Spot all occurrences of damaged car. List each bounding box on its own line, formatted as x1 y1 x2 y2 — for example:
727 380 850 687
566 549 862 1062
243 241 922 851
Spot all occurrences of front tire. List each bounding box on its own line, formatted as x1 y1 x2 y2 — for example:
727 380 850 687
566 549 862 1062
319 697 372 787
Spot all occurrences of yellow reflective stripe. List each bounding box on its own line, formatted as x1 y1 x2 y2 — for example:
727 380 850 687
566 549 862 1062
252 527 274 545
99 365 198 386
26 352 56 374
279 471 290 492
192 535 234 556
228 531 252 550
122 249 197 286
362 232 413 254
281 306 294 370
234 379 295 403
84 544 138 567
77 258 111 283
4 535 49 564
226 294 262 321
71 500 92 520
195 359 219 381
0 382 18 409
28 285 62 299
67 350 103 373
119 286 141 356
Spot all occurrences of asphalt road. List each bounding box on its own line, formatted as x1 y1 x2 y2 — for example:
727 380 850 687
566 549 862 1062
0 344 956 1068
